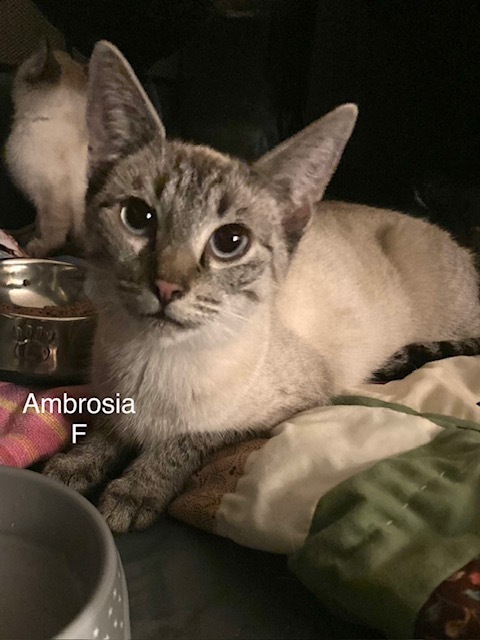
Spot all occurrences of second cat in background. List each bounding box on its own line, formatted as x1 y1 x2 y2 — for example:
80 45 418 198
4 41 88 257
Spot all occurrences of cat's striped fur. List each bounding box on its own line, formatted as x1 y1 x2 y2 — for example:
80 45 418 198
373 336 480 382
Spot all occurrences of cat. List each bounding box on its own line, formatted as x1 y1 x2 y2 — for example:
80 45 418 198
4 41 88 257
43 41 480 533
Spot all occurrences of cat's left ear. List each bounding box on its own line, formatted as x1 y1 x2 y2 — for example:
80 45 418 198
87 40 165 174
254 104 357 242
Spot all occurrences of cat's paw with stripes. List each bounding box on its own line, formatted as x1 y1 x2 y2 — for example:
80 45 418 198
99 477 167 533
43 451 101 494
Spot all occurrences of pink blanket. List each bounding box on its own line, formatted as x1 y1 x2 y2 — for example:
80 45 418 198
0 382 89 467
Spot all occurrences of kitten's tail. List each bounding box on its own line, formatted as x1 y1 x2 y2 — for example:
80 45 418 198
372 337 480 382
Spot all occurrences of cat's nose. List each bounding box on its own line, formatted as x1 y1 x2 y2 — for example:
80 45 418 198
156 279 183 305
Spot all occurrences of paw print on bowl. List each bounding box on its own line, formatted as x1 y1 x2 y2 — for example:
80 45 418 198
14 323 56 363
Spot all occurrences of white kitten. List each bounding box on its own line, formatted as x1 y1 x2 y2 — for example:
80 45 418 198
4 42 88 257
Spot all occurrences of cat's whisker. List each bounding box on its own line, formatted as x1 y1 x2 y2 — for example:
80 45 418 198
118 281 141 293
193 303 220 315
196 295 221 305
223 309 249 323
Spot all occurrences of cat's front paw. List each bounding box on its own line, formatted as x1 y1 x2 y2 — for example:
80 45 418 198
25 237 54 258
43 451 102 494
99 477 167 533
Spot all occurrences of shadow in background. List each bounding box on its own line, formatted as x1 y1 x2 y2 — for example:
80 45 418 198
13 0 480 248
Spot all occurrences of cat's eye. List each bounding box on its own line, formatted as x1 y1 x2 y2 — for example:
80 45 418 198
120 197 156 235
206 224 251 262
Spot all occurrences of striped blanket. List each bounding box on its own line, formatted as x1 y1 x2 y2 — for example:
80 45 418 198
0 382 88 467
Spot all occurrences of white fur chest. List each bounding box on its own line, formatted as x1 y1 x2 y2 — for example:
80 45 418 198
92 316 273 445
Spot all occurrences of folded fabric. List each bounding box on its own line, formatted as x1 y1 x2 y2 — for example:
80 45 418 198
169 356 480 638
0 382 89 467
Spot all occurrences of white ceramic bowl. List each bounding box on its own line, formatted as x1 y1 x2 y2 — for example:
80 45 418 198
0 466 130 639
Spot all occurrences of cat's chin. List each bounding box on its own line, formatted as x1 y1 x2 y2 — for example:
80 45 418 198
145 309 193 330
137 309 201 346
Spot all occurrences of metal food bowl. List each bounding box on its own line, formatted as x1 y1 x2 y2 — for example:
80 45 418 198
0 259 96 384
0 466 130 639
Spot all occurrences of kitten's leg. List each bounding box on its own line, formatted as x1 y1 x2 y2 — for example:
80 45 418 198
99 430 248 533
372 337 480 382
26 200 72 257
43 427 128 494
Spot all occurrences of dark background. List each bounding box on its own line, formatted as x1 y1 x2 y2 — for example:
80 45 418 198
2 0 480 249
32 0 480 251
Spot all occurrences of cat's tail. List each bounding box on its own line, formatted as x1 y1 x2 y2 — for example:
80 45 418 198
371 337 480 382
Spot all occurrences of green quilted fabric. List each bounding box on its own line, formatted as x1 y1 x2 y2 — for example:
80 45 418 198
290 401 480 638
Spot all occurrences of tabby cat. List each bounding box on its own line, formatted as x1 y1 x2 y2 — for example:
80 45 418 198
44 41 480 532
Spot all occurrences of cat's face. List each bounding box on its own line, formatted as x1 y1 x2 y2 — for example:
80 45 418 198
85 41 358 347
86 138 289 346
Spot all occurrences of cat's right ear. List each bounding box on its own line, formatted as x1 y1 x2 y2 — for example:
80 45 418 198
87 40 165 175
254 104 357 245
254 104 357 207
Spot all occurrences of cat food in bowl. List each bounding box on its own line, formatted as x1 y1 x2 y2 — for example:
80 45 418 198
0 466 130 639
0 259 96 384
